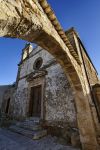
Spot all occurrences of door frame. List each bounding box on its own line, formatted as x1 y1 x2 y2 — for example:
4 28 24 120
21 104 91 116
29 84 42 117
5 98 10 114
28 77 45 120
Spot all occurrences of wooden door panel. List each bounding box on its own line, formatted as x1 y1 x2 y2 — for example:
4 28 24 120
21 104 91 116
29 85 42 117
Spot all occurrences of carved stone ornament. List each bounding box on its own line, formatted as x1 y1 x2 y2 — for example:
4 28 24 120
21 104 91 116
27 70 47 82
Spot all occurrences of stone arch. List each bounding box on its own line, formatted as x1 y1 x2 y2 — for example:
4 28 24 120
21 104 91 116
0 0 98 149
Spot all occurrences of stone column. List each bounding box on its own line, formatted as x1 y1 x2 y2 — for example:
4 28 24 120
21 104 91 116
75 90 99 150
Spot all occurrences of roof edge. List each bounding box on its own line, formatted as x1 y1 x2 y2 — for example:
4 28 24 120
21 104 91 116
65 27 98 74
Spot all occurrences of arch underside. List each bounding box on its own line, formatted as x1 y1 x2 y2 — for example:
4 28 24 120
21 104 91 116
0 0 98 149
0 0 82 90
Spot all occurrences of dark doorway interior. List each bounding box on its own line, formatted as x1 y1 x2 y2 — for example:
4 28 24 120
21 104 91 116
29 85 42 117
5 98 10 114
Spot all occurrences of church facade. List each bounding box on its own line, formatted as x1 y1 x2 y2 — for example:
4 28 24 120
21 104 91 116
2 43 77 127
0 28 100 147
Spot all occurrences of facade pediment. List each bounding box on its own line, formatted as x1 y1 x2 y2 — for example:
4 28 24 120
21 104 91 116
26 70 47 82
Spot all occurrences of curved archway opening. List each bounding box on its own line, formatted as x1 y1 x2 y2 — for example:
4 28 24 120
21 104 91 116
0 38 78 146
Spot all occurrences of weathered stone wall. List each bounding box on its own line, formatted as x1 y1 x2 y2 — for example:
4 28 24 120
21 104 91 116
66 28 99 86
12 79 28 119
92 84 100 120
13 46 77 127
19 46 55 79
81 46 98 85
0 85 10 110
0 1 98 148
1 85 16 115
45 63 76 127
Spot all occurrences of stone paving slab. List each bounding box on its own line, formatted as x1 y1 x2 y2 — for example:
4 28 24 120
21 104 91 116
0 128 80 150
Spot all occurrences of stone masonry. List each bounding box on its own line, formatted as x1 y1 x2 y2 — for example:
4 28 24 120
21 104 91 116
0 0 100 149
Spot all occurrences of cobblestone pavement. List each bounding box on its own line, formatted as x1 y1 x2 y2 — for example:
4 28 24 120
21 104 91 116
0 128 80 150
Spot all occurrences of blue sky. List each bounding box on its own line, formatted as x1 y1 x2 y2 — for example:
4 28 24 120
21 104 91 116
0 0 100 85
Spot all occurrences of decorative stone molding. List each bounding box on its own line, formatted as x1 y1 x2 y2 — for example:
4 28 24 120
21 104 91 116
27 70 47 82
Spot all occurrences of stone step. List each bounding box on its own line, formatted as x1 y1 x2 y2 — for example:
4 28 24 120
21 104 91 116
9 125 47 140
17 123 42 131
25 117 40 123
16 121 39 126
23 121 40 126
18 117 41 128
